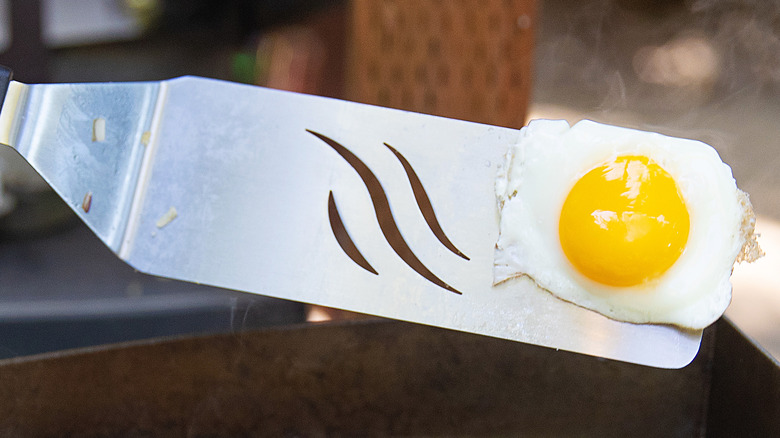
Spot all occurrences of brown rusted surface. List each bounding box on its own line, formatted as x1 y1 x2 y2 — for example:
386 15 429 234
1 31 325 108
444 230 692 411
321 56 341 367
0 319 715 437
347 0 536 128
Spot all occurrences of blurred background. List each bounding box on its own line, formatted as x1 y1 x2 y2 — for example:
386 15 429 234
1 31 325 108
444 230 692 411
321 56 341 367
0 0 777 361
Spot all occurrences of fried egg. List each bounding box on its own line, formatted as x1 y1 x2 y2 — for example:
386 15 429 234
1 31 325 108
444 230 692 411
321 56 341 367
494 119 762 329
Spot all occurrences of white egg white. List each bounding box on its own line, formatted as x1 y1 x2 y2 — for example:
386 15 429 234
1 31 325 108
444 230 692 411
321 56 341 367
494 119 755 329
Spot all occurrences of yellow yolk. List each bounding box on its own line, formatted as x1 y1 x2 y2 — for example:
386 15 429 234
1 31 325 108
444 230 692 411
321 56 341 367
559 155 690 287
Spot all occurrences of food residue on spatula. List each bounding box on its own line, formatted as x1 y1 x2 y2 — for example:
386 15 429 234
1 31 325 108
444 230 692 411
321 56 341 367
494 119 763 330
81 191 92 213
156 206 178 228
92 117 106 142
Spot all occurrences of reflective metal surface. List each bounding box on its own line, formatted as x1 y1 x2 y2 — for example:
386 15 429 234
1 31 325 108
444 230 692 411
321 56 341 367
0 76 701 368
0 80 158 250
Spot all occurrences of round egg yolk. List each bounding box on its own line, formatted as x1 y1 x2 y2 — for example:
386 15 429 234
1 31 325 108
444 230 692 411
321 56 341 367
559 155 690 287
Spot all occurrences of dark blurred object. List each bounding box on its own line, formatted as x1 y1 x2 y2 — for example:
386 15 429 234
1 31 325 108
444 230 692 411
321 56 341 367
0 185 77 239
0 317 776 436
0 219 306 359
708 316 780 437
158 0 343 39
0 0 48 83
46 0 345 84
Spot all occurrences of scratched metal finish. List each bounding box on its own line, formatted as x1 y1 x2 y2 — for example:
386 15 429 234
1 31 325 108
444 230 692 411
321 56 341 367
0 76 701 368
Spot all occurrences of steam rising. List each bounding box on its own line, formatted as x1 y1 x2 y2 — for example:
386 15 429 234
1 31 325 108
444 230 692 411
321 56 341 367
532 0 780 218
535 0 780 107
532 0 780 357
633 36 719 88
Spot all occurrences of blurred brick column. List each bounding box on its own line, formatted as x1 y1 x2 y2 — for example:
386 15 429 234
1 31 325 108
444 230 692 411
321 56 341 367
347 0 536 128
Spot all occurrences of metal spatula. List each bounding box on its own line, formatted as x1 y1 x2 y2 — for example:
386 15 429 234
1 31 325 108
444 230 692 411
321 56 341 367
0 67 701 368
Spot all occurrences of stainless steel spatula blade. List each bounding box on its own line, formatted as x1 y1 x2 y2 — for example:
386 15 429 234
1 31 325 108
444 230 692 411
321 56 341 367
0 71 702 368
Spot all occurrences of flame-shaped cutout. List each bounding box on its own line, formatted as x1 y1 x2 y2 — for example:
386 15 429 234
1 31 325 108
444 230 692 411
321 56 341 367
384 142 470 261
308 129 462 295
328 191 378 275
